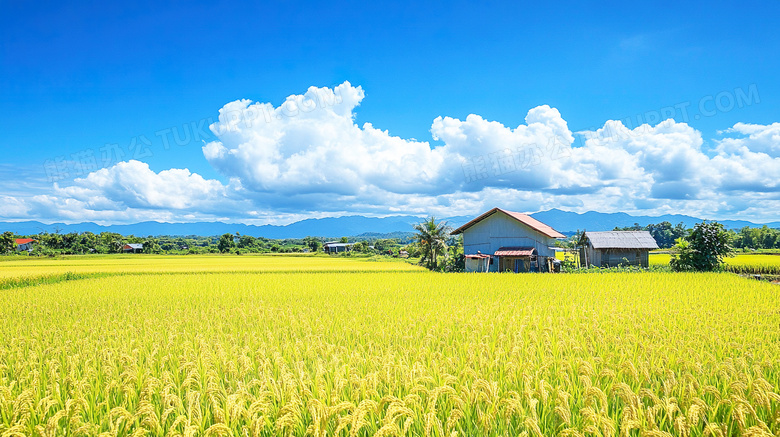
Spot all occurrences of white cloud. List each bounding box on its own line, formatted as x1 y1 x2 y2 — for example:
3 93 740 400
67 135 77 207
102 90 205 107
4 83 780 224
203 82 452 199
718 122 780 157
58 160 229 210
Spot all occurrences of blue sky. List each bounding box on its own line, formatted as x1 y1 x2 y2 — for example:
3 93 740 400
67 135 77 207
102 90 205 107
2 1 780 224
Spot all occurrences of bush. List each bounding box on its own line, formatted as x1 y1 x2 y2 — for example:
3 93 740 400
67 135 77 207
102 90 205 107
670 221 734 272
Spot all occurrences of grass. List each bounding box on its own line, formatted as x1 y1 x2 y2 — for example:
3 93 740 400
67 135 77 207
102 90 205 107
0 256 778 436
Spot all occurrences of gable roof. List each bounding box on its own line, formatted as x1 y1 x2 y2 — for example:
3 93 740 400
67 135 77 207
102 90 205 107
450 207 565 239
15 238 35 245
124 243 143 249
583 231 659 249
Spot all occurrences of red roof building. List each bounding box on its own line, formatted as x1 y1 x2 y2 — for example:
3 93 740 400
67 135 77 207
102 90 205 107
15 238 36 251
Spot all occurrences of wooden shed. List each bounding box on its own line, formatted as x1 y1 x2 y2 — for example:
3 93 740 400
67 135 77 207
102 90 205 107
579 231 658 268
451 207 565 273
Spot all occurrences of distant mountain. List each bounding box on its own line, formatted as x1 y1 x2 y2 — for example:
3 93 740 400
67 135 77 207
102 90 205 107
0 216 425 239
531 209 780 234
2 210 778 238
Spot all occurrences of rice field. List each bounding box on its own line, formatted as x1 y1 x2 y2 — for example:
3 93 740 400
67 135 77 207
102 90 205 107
0 254 422 282
649 253 780 275
1 257 779 436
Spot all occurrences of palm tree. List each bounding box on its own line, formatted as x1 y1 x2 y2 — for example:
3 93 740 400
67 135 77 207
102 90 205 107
413 217 452 271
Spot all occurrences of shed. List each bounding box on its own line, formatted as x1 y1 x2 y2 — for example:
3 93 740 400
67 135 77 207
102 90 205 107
323 242 353 254
451 207 565 273
579 231 658 268
123 243 144 253
15 238 36 251
464 252 491 272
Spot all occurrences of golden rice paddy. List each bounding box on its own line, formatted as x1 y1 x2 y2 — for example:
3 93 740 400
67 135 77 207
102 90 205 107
0 256 778 436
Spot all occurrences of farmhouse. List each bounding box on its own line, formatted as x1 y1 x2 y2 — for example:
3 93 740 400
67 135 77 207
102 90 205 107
451 208 565 273
122 243 144 253
15 238 36 251
323 242 353 254
578 231 658 268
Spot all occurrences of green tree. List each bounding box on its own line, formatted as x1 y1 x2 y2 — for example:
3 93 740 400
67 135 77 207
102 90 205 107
237 235 256 249
413 217 452 271
218 233 235 253
144 237 162 254
670 221 734 271
0 231 15 254
303 236 322 252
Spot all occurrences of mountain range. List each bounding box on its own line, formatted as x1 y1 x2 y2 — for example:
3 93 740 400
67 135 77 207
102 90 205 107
2 209 778 238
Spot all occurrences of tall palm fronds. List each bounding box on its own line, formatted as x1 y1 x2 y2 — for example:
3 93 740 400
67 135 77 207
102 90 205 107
413 217 452 270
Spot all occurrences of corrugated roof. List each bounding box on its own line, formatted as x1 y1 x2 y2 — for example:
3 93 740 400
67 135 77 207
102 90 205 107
465 254 491 259
15 238 35 244
494 247 536 257
450 207 565 238
124 243 143 249
584 231 659 249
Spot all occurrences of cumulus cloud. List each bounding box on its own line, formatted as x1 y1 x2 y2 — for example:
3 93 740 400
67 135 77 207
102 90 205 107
5 82 780 224
718 122 780 157
58 160 229 210
203 82 453 199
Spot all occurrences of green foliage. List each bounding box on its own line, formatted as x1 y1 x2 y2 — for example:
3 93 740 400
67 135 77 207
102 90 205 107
143 237 163 254
303 236 322 252
217 233 236 253
413 217 452 271
0 231 15 254
670 221 735 271
730 225 780 249
237 235 257 249
352 240 372 253
443 253 465 272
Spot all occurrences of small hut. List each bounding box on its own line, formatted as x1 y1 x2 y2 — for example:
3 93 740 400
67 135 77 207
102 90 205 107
579 231 658 268
464 252 491 272
122 243 144 253
15 238 36 251
323 242 353 254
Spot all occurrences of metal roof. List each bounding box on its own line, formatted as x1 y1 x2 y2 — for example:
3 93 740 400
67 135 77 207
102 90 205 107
465 253 491 259
15 238 35 244
494 247 537 257
450 207 565 238
583 231 659 249
124 243 143 249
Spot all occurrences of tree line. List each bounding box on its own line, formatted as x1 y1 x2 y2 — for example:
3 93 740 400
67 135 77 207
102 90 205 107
613 221 780 250
0 231 408 256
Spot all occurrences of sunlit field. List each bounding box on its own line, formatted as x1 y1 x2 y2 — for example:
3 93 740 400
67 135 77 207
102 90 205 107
649 253 780 275
555 250 780 275
1 256 778 436
0 254 423 281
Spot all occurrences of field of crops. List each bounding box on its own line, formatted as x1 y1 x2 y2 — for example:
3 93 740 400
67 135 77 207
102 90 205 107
1 256 779 436
649 253 780 275
0 254 421 282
